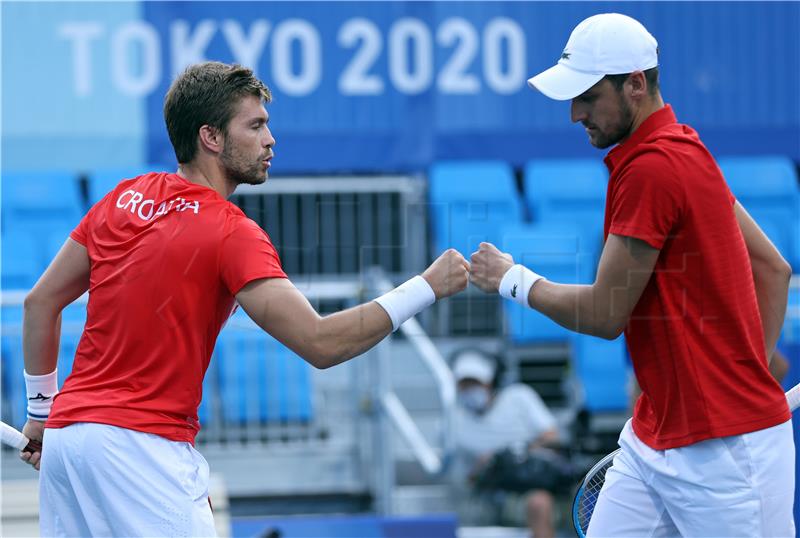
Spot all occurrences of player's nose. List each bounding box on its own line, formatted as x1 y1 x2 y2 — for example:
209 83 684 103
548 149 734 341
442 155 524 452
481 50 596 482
571 100 587 124
264 126 275 148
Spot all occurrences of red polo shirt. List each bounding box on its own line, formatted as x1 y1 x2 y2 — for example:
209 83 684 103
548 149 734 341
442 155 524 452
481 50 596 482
604 105 790 449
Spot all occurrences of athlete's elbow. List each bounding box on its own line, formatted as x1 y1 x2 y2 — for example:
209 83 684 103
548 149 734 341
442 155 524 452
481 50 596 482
303 341 345 370
303 347 334 370
753 251 792 283
308 358 333 370
596 320 625 341
23 289 56 314
774 256 792 282
600 327 624 341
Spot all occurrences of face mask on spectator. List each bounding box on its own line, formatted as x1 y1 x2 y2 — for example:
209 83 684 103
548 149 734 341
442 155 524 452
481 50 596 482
459 386 490 413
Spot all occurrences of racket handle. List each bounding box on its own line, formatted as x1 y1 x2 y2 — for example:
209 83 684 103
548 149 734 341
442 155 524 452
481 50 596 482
0 422 42 453
24 438 43 454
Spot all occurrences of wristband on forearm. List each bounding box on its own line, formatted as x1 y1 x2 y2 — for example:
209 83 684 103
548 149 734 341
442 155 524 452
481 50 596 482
498 264 545 308
374 275 436 331
24 369 58 421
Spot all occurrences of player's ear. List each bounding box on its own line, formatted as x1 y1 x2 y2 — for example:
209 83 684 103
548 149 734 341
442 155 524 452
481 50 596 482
198 125 223 155
627 71 647 100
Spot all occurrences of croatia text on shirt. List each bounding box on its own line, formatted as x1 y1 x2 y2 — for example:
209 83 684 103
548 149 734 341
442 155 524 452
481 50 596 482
116 189 200 222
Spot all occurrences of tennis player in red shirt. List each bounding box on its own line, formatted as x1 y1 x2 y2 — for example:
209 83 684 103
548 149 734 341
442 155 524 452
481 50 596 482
470 13 794 537
19 61 469 537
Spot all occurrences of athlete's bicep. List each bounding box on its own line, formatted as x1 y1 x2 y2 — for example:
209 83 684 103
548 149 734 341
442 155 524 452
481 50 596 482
27 238 90 310
595 233 660 333
235 278 323 357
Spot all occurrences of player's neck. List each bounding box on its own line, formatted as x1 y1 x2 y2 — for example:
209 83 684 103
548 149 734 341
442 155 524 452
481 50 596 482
177 161 236 199
627 94 666 142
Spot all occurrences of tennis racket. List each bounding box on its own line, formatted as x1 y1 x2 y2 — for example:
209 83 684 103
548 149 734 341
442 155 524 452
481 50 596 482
0 421 42 454
572 381 800 537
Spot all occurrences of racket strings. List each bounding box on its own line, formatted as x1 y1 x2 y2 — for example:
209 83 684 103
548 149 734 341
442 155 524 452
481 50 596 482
577 459 614 532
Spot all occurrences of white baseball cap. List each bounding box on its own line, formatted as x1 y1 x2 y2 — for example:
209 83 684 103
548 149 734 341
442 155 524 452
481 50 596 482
528 13 658 101
452 351 495 385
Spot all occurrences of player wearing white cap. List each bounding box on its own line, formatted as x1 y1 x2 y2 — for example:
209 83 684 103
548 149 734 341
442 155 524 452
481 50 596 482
470 13 794 537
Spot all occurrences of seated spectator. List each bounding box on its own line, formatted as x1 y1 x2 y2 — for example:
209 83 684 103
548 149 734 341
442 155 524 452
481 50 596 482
450 348 561 538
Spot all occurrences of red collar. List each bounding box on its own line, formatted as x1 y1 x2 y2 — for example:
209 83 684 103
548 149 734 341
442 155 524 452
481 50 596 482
604 104 677 172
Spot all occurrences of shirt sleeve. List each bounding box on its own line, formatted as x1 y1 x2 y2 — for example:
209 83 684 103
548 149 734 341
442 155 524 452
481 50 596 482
220 217 287 295
69 192 113 246
69 213 90 246
608 151 685 249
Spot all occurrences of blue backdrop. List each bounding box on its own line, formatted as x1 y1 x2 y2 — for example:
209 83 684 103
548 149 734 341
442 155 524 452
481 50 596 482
142 1 800 172
3 1 799 173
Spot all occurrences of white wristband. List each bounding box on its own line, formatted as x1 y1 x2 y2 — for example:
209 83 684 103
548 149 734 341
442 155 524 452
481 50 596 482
374 275 436 331
25 369 58 421
498 264 544 308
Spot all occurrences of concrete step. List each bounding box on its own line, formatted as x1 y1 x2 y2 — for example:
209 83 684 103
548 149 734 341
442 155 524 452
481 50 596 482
202 444 367 498
391 484 455 515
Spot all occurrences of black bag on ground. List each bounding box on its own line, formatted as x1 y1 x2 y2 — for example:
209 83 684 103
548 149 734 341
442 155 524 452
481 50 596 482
473 447 578 495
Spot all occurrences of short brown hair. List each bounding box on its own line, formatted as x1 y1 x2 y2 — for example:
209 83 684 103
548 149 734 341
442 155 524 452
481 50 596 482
164 62 272 164
604 67 660 97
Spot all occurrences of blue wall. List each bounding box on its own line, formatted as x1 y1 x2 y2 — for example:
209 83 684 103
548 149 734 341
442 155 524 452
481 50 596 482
2 1 798 173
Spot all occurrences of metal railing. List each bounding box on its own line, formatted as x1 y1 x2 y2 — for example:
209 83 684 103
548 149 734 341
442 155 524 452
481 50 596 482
374 275 455 474
365 269 456 514
232 176 428 278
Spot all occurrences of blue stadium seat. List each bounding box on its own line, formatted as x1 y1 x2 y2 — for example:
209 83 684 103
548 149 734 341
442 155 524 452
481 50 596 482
216 313 313 424
718 156 800 270
1 231 41 289
1 170 83 232
428 161 524 257
2 224 78 290
569 333 629 412
501 223 598 343
42 224 78 270
87 165 171 206
523 159 608 261
2 170 84 275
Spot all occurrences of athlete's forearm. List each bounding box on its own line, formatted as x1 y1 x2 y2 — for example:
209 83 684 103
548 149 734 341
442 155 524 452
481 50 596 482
237 279 395 369
528 280 623 340
22 294 63 375
312 302 393 368
750 257 791 362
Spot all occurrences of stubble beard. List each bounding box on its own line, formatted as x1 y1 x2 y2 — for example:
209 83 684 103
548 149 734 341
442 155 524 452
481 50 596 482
221 141 267 186
590 93 635 150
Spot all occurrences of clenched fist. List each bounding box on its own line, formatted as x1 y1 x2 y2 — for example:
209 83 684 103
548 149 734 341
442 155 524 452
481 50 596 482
469 242 514 293
422 249 470 299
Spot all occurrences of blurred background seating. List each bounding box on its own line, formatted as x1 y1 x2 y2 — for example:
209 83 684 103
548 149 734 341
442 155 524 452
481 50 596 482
2 2 799 536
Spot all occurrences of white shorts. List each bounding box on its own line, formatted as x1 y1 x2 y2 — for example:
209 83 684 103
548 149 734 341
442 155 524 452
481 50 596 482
588 419 795 538
39 422 216 538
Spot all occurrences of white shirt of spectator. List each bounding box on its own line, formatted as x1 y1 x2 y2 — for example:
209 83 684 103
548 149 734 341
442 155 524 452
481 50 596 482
455 383 556 457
